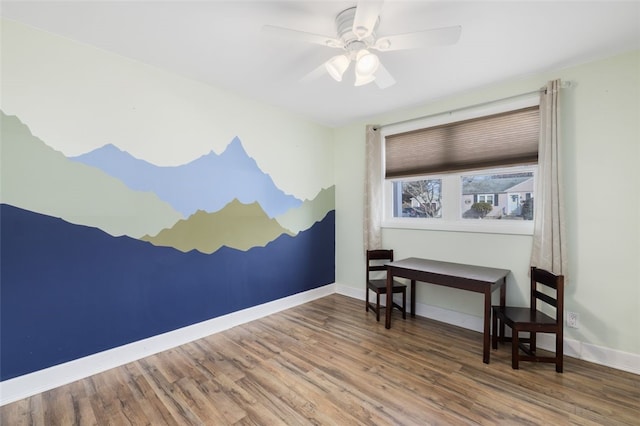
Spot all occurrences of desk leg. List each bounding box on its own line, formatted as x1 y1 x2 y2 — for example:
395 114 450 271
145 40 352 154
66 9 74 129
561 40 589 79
385 271 392 329
483 288 491 364
411 280 416 317
499 277 506 342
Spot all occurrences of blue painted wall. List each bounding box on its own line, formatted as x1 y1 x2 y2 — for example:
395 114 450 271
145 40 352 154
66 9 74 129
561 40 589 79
1 204 334 380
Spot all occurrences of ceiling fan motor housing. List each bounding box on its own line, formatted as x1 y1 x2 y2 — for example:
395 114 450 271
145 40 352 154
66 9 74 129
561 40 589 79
336 7 378 53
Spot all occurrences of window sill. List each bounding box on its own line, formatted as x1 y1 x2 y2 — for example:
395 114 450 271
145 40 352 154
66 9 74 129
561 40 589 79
381 219 534 236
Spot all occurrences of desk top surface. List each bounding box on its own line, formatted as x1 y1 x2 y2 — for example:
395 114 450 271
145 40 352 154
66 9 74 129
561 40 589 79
386 257 510 283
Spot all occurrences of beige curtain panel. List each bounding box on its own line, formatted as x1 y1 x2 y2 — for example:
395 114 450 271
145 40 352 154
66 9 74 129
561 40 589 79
364 125 382 252
530 79 568 276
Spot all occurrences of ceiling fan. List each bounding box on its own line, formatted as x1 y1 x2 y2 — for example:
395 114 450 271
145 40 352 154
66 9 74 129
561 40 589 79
262 1 461 89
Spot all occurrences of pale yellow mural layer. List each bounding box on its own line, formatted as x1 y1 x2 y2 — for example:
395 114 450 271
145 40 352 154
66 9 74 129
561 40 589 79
142 199 294 253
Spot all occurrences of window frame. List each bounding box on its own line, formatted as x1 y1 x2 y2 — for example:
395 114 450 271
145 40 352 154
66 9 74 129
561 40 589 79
380 94 540 236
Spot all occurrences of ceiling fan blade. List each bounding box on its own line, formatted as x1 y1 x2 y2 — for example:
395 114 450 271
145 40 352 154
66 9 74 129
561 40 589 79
374 25 462 51
374 62 396 89
352 0 384 39
300 62 330 83
262 25 343 48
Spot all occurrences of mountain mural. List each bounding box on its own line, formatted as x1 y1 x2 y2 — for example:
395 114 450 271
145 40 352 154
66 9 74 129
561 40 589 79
142 199 295 253
70 138 303 218
0 111 335 382
0 112 182 238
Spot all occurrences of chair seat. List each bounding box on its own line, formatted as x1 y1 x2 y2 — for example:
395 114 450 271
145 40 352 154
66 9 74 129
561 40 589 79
368 279 406 293
493 306 556 327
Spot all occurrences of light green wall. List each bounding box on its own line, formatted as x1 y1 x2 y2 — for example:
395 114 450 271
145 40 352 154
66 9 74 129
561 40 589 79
334 50 640 356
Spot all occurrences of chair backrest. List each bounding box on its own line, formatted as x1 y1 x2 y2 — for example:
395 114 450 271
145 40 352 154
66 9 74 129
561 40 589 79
366 249 394 282
530 266 564 322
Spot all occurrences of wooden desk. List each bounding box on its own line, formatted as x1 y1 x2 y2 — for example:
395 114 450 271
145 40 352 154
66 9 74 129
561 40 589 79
385 257 509 364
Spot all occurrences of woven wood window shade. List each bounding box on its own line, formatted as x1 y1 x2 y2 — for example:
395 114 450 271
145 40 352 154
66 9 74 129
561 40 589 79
385 106 540 179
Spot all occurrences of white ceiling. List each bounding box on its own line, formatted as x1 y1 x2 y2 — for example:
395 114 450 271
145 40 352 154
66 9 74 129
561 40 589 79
2 1 639 127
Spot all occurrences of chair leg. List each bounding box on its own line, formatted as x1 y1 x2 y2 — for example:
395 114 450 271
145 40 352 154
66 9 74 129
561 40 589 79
402 290 406 319
530 331 537 354
556 332 564 373
512 329 520 370
491 310 498 349
376 292 380 322
366 288 369 312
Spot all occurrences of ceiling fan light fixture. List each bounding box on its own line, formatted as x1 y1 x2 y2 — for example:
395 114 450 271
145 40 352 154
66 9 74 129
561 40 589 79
354 73 376 87
355 49 380 77
325 55 350 81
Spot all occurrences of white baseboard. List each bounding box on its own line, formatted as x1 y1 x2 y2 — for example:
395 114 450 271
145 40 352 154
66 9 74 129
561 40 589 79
545 335 640 375
336 283 640 376
337 283 483 332
0 283 336 406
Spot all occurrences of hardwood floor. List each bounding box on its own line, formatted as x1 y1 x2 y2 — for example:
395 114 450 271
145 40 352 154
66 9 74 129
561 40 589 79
2 294 639 425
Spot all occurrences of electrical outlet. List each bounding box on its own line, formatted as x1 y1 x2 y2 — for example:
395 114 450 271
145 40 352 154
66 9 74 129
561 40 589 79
566 311 579 328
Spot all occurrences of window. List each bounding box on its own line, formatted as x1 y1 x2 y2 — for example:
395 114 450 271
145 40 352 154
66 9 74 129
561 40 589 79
460 170 534 220
393 178 442 218
476 194 495 205
382 96 540 234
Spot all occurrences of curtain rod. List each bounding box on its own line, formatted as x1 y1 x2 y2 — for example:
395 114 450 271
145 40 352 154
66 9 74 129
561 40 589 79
374 80 573 131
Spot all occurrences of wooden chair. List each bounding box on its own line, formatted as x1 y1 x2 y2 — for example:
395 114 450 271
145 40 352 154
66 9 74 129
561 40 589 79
366 249 406 322
492 266 564 372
